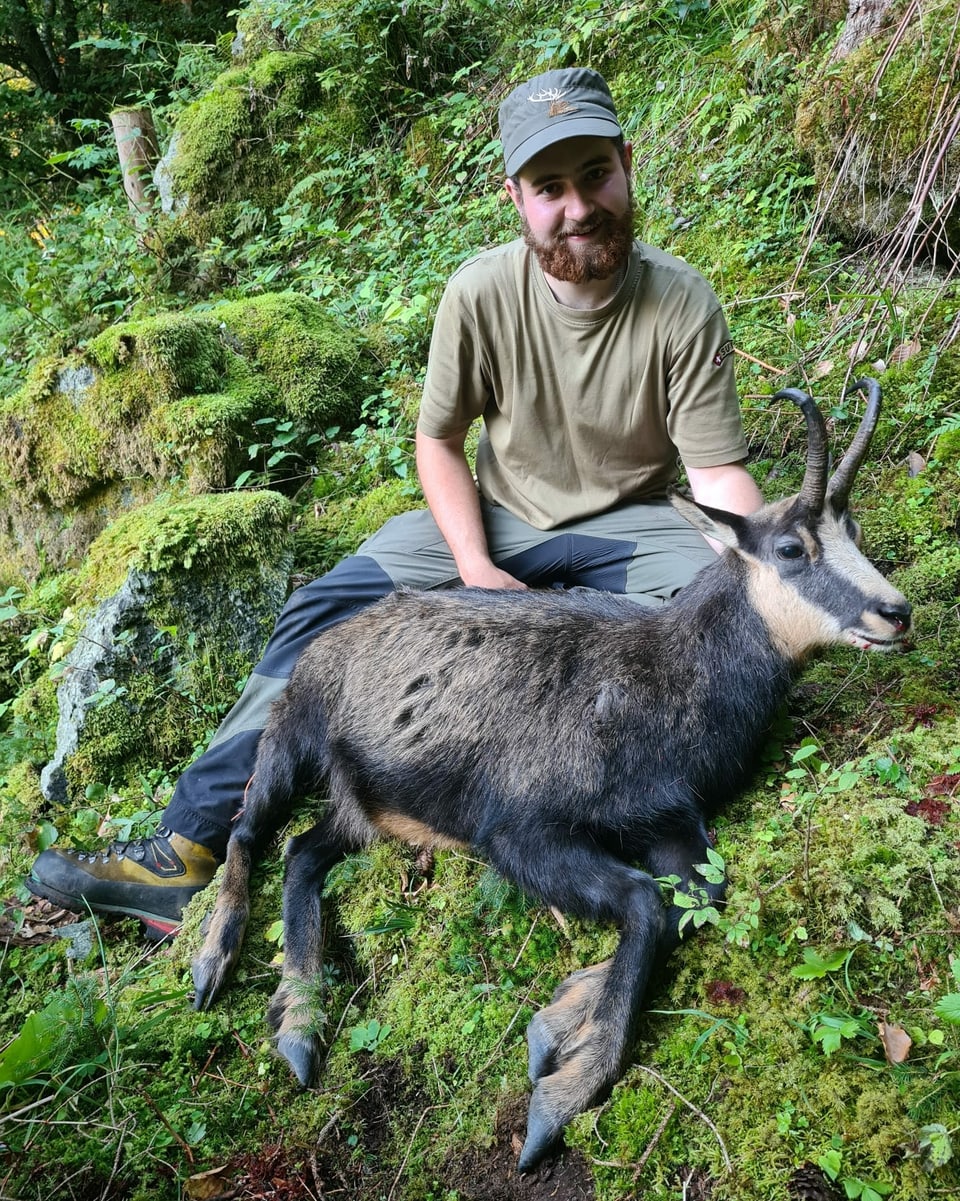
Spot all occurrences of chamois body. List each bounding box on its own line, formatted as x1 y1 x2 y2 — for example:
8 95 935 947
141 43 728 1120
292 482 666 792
193 383 912 1172
278 570 789 861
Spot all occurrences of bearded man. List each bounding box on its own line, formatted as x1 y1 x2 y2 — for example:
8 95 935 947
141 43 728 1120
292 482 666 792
27 67 764 936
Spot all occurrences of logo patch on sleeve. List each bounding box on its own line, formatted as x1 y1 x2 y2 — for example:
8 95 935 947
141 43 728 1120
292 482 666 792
713 339 734 367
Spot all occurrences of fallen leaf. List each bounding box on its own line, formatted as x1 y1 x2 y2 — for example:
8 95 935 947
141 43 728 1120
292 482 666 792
906 451 926 477
184 1165 231 1200
890 339 921 365
878 1019 912 1064
926 773 960 797
905 796 951 826
812 359 834 378
706 980 747 1005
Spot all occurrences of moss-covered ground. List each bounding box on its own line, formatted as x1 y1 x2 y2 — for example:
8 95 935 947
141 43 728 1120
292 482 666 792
2 2 959 1199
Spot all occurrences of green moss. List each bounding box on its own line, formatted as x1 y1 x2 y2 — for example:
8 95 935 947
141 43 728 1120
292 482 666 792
214 292 371 427
171 74 253 203
170 50 353 225
291 478 424 576
76 489 291 603
0 293 370 578
87 313 227 397
795 20 960 245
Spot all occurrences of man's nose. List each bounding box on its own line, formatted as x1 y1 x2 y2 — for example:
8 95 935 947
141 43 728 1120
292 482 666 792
565 187 594 222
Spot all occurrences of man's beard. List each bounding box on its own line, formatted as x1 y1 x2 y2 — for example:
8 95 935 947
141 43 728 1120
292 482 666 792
522 203 635 284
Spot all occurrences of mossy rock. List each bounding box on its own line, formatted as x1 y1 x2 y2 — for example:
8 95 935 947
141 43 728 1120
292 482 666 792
166 47 366 245
40 489 293 805
795 19 960 249
0 292 371 581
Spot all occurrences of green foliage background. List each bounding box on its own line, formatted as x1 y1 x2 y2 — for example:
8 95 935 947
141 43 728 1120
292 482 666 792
1 2 959 1199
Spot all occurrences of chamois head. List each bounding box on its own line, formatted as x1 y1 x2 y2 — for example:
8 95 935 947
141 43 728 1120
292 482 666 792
671 378 912 660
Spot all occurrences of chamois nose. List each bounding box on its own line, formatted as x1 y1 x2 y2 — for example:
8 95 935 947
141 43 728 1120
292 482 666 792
878 601 912 633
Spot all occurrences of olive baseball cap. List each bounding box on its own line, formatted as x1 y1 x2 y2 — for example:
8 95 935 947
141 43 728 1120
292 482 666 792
498 67 623 177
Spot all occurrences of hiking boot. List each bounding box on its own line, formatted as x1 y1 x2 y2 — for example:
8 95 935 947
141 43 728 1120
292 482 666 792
25 825 218 940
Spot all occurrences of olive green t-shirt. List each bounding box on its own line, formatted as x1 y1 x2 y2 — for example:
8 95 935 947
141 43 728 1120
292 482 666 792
417 238 748 530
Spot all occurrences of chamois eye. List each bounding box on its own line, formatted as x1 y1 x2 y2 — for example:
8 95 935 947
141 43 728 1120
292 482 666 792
775 540 805 561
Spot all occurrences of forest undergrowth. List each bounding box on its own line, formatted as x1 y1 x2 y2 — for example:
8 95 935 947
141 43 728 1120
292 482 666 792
1 2 959 1199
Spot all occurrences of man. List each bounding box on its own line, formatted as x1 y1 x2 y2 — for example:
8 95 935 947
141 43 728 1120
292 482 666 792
27 66 764 937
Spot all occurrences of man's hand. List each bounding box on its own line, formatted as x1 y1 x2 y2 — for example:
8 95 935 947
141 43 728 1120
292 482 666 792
460 561 528 590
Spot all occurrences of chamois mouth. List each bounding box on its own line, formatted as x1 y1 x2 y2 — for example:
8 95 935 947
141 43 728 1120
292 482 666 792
844 629 908 653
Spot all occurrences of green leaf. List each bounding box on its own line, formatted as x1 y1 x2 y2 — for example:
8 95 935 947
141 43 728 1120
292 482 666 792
791 947 851 979
36 821 58 852
817 1148 842 1181
934 993 960 1024
919 1123 953 1168
833 770 861 790
0 993 82 1087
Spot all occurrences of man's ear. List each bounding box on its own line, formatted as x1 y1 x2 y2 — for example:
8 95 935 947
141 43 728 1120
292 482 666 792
504 177 524 215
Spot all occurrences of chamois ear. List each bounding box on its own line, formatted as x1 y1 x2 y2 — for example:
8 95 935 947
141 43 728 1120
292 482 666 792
667 487 751 550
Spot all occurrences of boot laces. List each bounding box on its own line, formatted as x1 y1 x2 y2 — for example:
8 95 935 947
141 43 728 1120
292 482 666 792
82 824 173 865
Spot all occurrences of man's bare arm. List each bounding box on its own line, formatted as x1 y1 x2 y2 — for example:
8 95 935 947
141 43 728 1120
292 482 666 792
415 428 527 589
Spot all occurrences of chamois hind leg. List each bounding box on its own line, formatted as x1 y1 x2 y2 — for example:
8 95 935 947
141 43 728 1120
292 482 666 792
265 811 360 1087
485 829 666 1172
192 719 319 1011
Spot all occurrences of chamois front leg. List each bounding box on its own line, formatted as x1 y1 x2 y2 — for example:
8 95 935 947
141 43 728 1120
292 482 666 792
192 830 255 1010
266 813 352 1087
192 718 315 1011
521 872 664 1171
646 825 728 968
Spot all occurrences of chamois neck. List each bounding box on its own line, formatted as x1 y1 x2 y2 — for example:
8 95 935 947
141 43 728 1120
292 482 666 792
661 552 797 676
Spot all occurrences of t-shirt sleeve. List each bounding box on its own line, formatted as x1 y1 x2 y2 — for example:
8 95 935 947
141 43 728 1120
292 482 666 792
666 304 749 468
417 270 489 440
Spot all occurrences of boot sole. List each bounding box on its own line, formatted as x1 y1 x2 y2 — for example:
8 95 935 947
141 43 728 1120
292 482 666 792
25 875 184 939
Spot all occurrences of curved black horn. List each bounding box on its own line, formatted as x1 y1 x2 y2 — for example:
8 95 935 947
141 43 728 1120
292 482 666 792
773 386 829 512
826 377 882 512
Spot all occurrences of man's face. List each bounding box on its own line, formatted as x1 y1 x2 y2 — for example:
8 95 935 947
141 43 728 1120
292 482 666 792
505 136 635 284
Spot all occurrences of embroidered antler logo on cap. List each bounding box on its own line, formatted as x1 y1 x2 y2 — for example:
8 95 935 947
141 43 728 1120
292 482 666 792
528 87 580 119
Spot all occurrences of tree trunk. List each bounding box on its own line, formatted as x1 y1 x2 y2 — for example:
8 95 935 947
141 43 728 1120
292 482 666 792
110 108 161 215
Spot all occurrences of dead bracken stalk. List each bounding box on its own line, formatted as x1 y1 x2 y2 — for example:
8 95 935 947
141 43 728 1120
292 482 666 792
792 0 960 358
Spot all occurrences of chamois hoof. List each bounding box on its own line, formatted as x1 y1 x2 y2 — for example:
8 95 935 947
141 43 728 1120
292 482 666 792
191 951 234 1011
191 903 249 1010
274 1031 322 1088
266 981 324 1087
520 960 622 1171
517 1092 565 1172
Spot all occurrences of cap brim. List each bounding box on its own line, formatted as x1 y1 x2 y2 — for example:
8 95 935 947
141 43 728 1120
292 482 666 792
504 115 623 176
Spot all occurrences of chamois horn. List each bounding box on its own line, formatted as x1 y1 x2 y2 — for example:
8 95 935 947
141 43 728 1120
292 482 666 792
826 377 882 513
773 386 829 513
